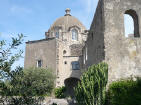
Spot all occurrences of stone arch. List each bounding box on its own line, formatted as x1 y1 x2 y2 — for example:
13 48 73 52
124 9 140 37
64 77 80 98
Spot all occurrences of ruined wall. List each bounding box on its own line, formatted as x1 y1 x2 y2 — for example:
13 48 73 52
85 0 105 68
86 0 141 83
104 0 141 83
24 38 56 73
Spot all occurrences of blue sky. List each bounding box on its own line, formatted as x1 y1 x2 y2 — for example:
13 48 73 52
0 0 98 68
124 14 134 37
0 0 133 69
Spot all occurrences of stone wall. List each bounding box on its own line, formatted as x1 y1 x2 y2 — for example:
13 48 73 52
85 0 141 84
104 0 141 83
24 38 56 73
57 40 81 86
42 98 77 105
85 0 105 68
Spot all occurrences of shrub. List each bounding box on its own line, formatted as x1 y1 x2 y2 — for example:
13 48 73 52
74 62 108 105
9 67 55 96
107 78 141 105
54 86 66 98
1 67 55 105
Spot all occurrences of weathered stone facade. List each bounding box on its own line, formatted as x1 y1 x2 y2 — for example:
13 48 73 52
84 0 141 84
24 38 56 73
24 9 87 88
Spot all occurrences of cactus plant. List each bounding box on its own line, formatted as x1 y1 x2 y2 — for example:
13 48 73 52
74 62 108 105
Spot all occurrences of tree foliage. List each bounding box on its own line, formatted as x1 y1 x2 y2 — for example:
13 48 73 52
106 77 141 105
10 67 55 96
1 67 55 105
0 35 55 105
74 62 108 105
0 34 24 80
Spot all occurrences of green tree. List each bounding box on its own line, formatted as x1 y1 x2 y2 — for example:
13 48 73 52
0 34 24 80
1 67 55 105
74 62 108 105
0 34 24 104
0 35 55 105
10 67 55 96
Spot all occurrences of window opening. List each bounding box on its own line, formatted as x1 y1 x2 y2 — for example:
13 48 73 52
63 50 67 55
71 61 80 70
124 10 140 37
37 60 42 67
72 29 78 40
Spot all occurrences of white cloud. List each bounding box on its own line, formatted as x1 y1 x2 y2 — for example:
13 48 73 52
10 5 32 14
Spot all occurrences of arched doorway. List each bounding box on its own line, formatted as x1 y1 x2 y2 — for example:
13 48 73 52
64 77 80 98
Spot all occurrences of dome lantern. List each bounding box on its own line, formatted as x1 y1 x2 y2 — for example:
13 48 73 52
65 8 71 16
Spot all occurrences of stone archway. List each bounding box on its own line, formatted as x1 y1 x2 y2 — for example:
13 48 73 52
64 77 80 98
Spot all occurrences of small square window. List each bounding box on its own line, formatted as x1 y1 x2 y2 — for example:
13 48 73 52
71 61 80 70
37 60 42 67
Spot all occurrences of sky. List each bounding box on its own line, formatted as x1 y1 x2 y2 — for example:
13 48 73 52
124 14 134 37
0 0 133 69
0 0 98 69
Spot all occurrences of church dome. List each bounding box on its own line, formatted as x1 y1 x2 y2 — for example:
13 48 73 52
49 8 86 31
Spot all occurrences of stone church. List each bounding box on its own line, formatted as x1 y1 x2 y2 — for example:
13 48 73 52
25 0 141 91
24 8 88 88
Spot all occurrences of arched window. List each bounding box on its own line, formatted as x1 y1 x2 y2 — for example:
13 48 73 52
55 29 59 38
72 29 78 40
63 50 67 55
124 9 140 37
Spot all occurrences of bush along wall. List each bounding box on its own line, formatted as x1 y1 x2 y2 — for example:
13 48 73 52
54 86 66 98
106 77 141 105
74 62 108 105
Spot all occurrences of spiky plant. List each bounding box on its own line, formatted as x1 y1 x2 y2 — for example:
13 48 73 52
74 62 108 105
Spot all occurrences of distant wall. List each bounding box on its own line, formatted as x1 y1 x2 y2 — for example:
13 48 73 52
24 38 56 73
